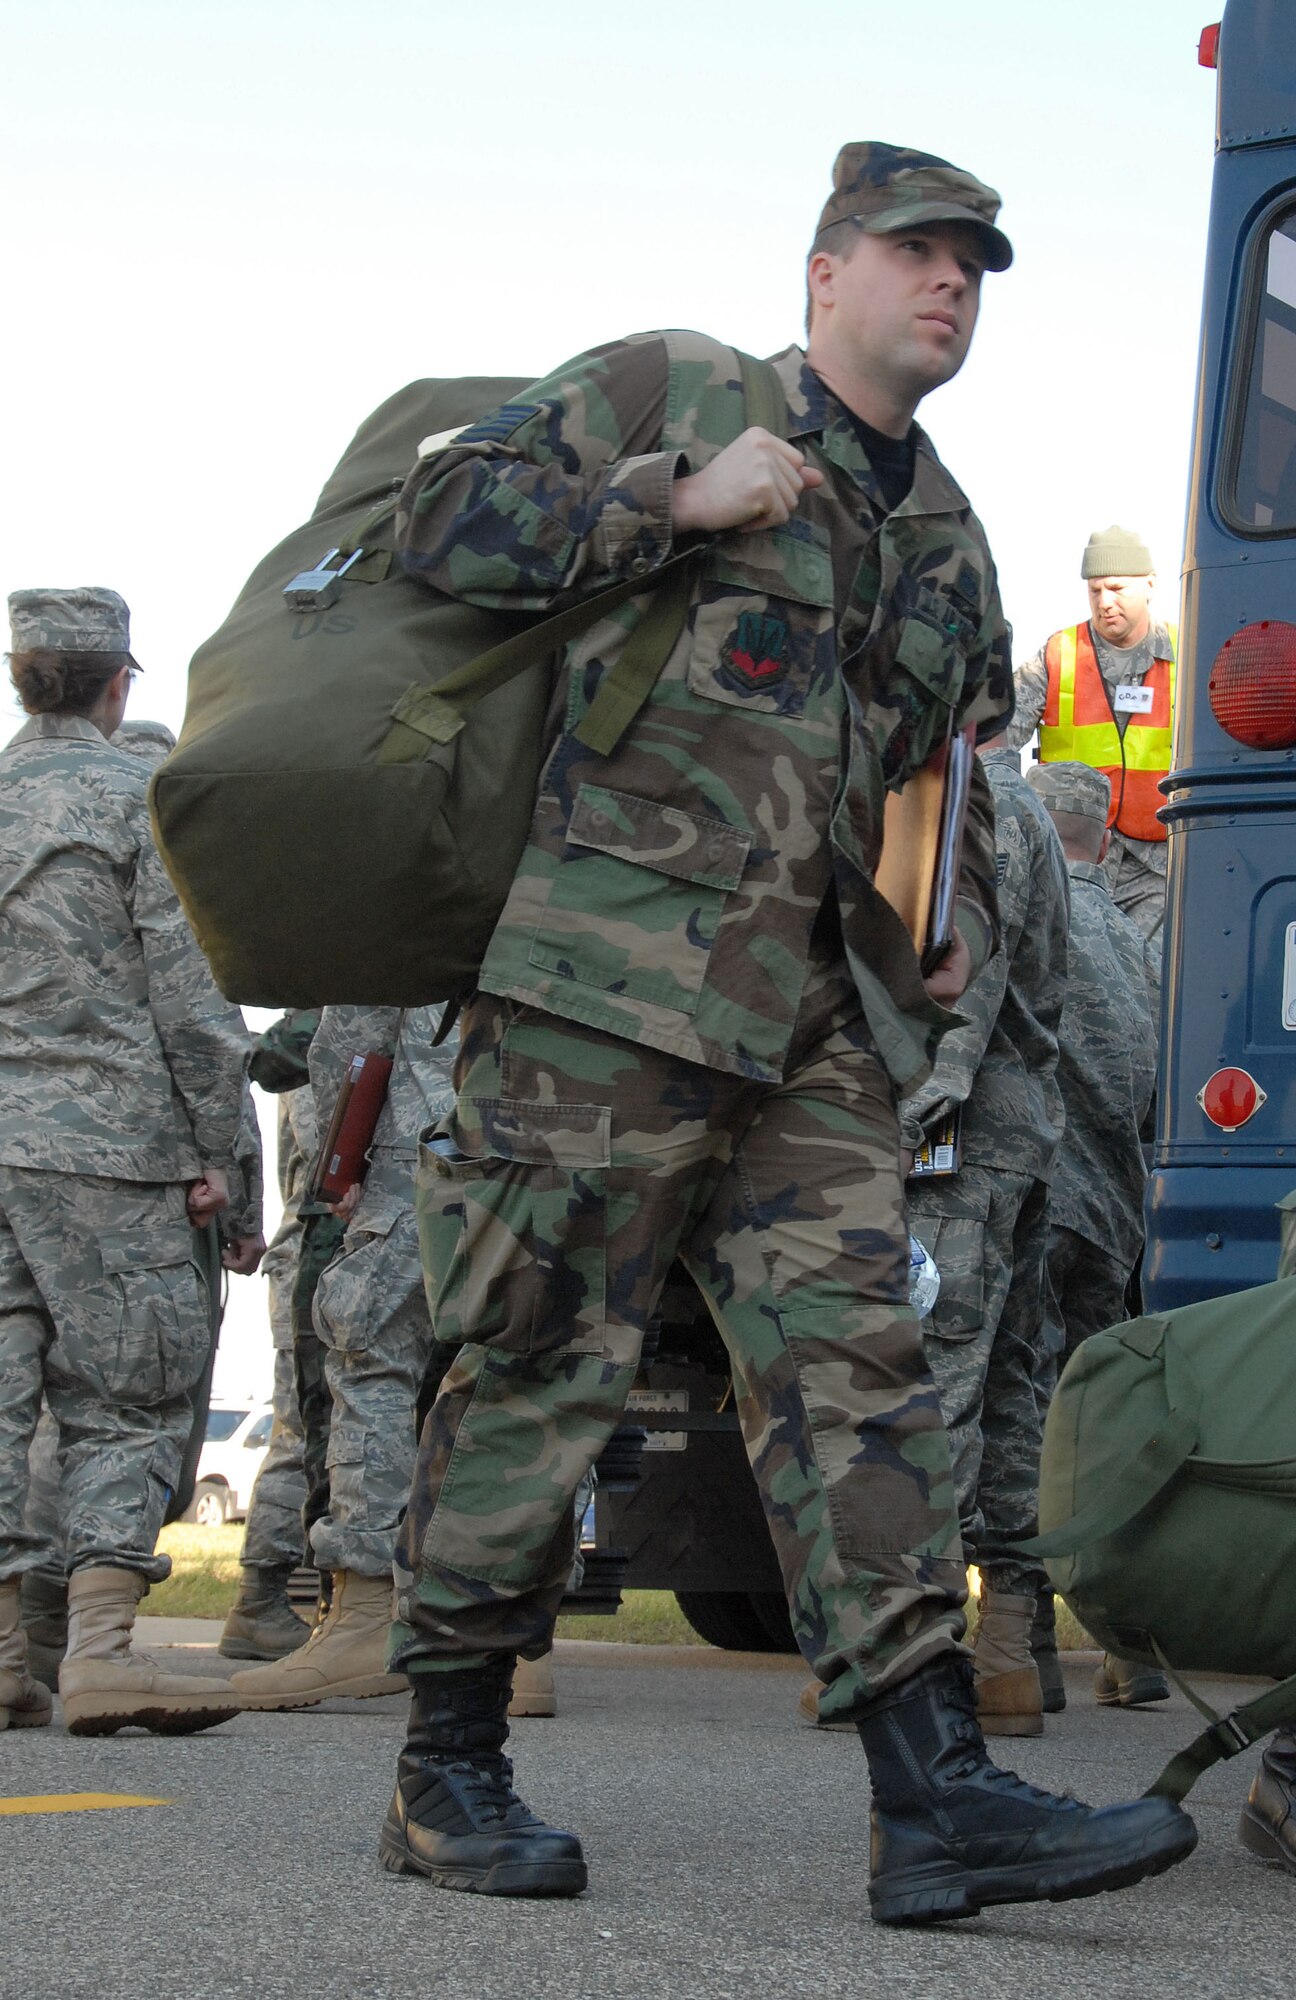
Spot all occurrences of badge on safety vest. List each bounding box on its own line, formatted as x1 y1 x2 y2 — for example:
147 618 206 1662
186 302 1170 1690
1113 682 1155 714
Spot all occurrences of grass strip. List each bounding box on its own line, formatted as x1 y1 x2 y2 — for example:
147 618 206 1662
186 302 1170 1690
143 1526 1095 1651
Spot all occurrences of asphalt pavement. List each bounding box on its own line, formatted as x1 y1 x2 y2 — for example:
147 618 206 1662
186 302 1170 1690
1 1628 1290 2000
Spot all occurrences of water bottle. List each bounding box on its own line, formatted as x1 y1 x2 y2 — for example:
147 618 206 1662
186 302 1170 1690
908 1233 941 1317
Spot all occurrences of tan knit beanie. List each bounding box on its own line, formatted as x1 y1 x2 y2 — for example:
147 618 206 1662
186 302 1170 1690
1081 526 1154 580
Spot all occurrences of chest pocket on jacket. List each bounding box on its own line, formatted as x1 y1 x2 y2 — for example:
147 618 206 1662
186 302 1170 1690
529 784 750 1016
873 589 975 787
687 524 835 718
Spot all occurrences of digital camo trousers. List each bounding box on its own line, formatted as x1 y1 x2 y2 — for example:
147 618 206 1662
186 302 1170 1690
1040 1223 1133 1383
390 968 968 1721
22 1408 63 1579
294 1210 346 1556
310 1202 443 1578
907 1167 1050 1597
239 1341 308 1570
0 1167 208 1584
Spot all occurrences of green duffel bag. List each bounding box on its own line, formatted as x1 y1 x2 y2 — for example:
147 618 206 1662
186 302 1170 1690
1027 1271 1296 1800
152 357 781 1007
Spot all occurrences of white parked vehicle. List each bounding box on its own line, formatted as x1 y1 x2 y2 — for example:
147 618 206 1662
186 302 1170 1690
184 1402 274 1527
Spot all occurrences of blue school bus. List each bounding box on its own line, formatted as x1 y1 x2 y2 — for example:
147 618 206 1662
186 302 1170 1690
1143 0 1296 1309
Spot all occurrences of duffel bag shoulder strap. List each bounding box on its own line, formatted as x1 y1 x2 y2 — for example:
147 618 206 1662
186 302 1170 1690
736 349 787 436
1146 1658 1296 1804
378 548 699 763
380 350 789 766
571 350 790 753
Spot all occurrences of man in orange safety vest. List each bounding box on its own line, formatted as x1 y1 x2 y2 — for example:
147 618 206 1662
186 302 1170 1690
1007 526 1174 951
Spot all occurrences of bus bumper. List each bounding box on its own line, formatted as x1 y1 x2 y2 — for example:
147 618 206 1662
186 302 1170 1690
1143 1163 1296 1309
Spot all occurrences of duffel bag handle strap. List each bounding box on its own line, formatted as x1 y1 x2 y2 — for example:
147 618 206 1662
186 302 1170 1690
1016 1405 1199 1559
1145 1653 1296 1803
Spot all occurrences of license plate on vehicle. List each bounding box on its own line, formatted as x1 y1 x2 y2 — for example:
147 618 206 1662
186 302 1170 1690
626 1388 688 1451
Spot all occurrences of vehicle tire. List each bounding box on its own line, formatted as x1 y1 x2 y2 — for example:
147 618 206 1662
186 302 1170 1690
674 1590 778 1652
747 1590 798 1653
190 1480 230 1528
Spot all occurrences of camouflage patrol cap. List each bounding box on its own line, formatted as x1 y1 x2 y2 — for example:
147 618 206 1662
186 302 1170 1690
814 142 1013 272
7 586 139 665
1026 761 1112 824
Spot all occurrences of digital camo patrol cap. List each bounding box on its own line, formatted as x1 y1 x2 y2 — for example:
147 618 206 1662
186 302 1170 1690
1026 761 1112 824
7 586 139 665
814 143 1013 272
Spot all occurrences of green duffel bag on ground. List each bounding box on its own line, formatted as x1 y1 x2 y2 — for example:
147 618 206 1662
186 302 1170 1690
152 357 781 1007
1026 1270 1296 1800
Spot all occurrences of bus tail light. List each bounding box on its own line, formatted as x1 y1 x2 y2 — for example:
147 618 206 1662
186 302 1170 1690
1198 1066 1267 1131
1207 621 1296 748
1198 23 1220 68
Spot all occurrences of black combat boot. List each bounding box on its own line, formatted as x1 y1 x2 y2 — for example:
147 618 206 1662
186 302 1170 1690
856 1656 1197 1924
1031 1588 1066 1715
378 1658 587 1897
1238 1726 1296 1873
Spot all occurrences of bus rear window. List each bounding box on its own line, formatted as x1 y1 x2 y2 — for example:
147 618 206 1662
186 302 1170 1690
1230 208 1296 532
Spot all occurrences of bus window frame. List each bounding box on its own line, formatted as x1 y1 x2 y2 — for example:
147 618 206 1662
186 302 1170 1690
1219 180 1296 541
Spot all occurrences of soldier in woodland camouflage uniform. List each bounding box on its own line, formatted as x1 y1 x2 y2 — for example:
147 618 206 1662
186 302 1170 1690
1025 761 1165 1713
900 745 1069 1737
0 588 247 1736
219 1011 321 1662
371 145 1195 1920
234 1005 456 1707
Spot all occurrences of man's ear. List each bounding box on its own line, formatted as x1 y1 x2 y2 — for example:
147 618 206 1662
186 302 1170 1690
1098 826 1113 864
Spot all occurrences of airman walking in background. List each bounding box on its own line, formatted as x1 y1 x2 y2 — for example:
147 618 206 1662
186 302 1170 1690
1026 760 1163 1710
903 739 1070 1735
0 588 249 1735
219 1010 321 1662
233 1004 456 1709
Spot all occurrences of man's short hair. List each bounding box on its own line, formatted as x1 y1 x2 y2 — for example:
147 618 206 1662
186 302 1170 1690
1050 809 1106 861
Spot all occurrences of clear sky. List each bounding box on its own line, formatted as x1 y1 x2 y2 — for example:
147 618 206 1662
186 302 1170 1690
1 0 1222 1397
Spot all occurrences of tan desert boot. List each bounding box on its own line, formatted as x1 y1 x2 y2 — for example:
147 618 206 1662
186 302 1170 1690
509 1649 557 1718
232 1570 407 1710
59 1566 240 1737
973 1588 1044 1737
0 1579 52 1730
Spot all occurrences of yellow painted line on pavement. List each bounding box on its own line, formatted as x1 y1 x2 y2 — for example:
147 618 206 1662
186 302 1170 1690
0 1793 172 1816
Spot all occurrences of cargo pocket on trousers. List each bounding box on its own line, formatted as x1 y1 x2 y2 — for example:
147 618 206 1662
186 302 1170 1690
779 1298 959 1561
415 1100 612 1358
909 1184 992 1340
96 1238 207 1404
313 1203 404 1354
